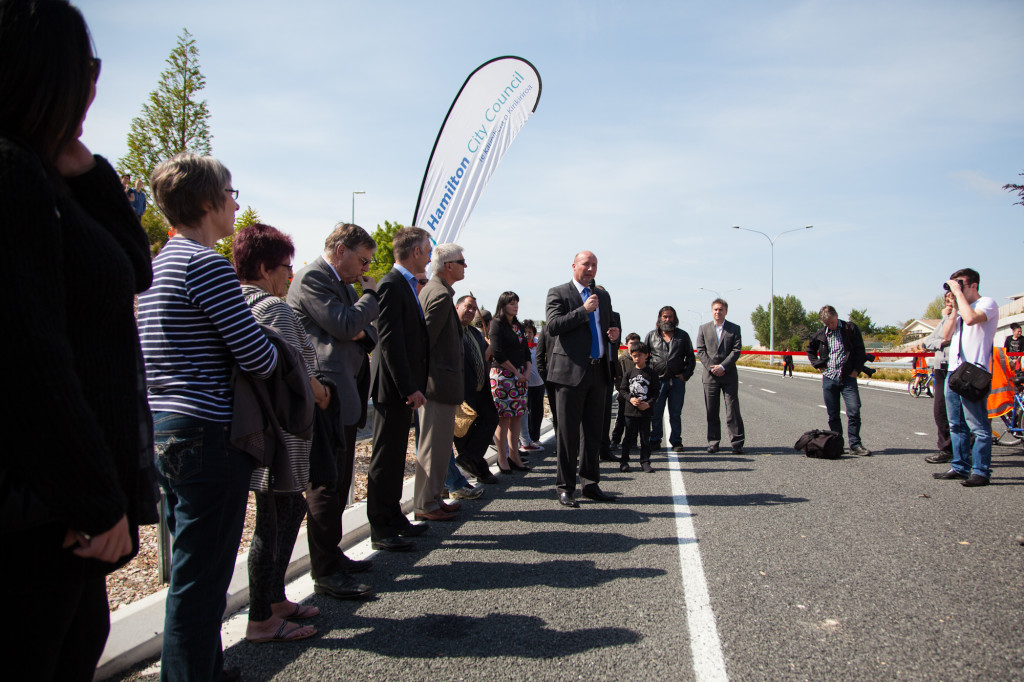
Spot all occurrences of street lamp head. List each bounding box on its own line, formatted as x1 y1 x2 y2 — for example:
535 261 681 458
805 225 813 229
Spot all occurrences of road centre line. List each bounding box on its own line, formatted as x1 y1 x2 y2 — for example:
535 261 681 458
760 388 777 394
668 452 729 682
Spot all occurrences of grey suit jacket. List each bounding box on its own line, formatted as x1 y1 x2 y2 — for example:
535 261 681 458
695 319 742 384
544 281 614 387
418 274 464 404
287 256 379 425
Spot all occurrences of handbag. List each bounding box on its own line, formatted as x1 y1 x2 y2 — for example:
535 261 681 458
947 320 992 402
453 401 478 438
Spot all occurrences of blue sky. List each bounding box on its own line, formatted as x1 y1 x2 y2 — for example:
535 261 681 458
82 0 1023 342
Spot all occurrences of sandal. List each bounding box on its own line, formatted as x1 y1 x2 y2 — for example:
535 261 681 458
277 603 319 620
246 620 317 644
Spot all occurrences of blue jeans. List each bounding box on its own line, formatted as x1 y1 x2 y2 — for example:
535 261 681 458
446 451 470 491
650 377 686 446
153 412 253 682
822 376 862 448
944 382 992 479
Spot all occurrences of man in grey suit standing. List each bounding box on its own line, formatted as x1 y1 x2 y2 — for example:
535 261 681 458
414 243 467 521
287 223 379 599
695 298 745 454
545 251 620 507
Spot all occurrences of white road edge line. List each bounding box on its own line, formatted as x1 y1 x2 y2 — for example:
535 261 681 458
668 452 729 682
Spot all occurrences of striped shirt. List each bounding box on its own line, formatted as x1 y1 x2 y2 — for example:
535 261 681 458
138 237 278 422
242 285 314 492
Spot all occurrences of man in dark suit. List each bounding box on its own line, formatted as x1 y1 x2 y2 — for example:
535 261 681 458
367 227 432 551
545 251 620 507
695 298 745 454
454 294 500 483
413 243 466 522
288 223 377 599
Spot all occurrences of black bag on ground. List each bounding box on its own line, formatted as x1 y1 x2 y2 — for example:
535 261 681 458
794 430 843 459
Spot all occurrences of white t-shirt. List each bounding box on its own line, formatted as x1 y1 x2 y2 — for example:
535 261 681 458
948 296 999 371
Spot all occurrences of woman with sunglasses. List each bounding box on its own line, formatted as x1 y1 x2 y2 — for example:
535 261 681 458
1 1 154 678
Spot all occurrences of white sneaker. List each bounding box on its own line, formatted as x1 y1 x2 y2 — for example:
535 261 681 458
450 485 484 500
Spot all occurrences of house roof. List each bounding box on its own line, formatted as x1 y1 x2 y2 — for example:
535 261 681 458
901 318 940 333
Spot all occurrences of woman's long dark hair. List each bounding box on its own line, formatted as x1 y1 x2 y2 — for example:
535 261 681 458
495 291 521 328
0 0 96 164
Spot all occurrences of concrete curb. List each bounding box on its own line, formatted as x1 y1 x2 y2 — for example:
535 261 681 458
95 431 524 680
736 363 909 393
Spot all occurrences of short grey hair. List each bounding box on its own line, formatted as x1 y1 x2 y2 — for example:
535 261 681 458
151 153 231 228
818 305 838 324
435 243 464 264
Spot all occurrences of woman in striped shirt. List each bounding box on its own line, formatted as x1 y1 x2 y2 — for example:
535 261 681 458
234 223 329 644
138 153 277 682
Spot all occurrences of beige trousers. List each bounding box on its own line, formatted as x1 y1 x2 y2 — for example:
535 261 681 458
414 401 457 513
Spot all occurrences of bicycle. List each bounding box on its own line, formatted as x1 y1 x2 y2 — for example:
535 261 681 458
992 374 1024 447
907 369 934 398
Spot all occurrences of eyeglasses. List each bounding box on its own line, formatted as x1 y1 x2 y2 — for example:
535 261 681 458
278 263 293 274
417 278 429 286
224 188 239 200
358 255 372 266
89 58 102 83
447 259 467 266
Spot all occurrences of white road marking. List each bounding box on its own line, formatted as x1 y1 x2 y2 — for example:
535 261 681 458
817 405 845 415
668 452 729 682
914 432 928 436
760 388 777 394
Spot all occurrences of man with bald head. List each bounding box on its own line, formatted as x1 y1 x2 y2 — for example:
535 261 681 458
545 251 621 507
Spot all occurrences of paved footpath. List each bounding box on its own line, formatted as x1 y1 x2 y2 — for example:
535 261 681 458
112 368 1024 681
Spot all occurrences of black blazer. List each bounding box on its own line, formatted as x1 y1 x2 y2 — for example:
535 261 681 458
544 281 614 387
370 267 428 405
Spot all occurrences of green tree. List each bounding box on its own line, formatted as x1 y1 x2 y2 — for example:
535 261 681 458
213 206 260 262
367 220 403 283
1004 170 1024 207
750 294 809 348
848 308 874 334
922 295 945 319
119 29 213 252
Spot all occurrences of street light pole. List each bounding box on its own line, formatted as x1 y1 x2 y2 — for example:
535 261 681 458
351 191 365 224
732 225 813 363
700 286 742 299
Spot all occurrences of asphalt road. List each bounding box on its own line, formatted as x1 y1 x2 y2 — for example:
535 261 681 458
171 369 1024 681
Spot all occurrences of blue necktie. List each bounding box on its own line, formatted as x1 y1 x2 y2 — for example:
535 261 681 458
407 274 424 317
582 287 600 359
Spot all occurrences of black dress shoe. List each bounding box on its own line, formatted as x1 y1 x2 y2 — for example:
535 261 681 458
477 472 499 484
371 536 416 552
313 571 374 599
933 469 968 480
599 452 618 462
338 553 373 573
581 484 616 502
960 474 990 487
397 521 429 537
706 444 719 453
558 491 579 508
924 451 953 464
732 446 744 454
508 461 530 471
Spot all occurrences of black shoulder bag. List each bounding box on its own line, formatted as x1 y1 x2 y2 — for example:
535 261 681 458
947 319 992 403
